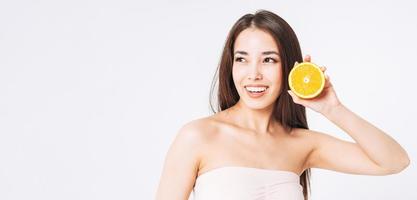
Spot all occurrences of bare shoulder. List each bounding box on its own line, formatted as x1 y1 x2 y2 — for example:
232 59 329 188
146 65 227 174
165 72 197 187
171 117 221 160
288 127 321 170
290 127 345 149
155 117 218 200
175 117 219 145
289 127 330 152
287 127 316 143
290 127 323 141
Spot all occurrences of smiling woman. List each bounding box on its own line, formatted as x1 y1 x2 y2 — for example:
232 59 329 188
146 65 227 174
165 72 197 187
155 9 410 200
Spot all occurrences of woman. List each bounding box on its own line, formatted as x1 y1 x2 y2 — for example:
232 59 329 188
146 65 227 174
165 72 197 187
155 9 410 200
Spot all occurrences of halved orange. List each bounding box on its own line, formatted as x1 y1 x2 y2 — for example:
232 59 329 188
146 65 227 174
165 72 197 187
288 62 325 99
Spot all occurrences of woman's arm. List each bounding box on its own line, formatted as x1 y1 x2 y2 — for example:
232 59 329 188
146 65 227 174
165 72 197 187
301 103 410 176
322 103 409 173
155 121 204 200
289 54 410 175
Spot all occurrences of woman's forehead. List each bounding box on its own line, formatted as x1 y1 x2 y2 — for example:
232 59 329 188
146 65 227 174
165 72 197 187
234 28 279 54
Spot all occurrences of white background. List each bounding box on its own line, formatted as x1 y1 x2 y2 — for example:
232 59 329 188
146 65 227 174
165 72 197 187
1 0 416 199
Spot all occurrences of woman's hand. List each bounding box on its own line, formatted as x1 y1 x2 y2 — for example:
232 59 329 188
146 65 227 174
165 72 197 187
287 55 342 115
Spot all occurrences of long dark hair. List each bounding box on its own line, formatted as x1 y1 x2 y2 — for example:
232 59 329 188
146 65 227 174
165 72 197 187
208 9 311 200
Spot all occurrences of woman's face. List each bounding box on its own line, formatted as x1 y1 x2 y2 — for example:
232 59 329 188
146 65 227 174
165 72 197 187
232 28 283 110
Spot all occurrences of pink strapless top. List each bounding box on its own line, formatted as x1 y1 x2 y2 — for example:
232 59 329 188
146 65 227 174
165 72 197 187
192 166 304 200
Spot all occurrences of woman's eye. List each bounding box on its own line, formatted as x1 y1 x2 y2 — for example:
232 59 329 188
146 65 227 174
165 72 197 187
235 57 245 62
235 57 278 63
264 57 277 63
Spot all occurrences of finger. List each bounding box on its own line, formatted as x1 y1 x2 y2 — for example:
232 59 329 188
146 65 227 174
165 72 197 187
304 54 311 62
288 90 295 99
324 74 332 88
288 90 304 104
320 66 327 72
288 90 296 101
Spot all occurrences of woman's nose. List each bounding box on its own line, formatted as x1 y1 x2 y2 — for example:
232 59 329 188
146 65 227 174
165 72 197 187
248 63 263 80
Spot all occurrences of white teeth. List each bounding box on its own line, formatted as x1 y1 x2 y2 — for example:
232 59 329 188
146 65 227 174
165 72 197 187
245 87 267 92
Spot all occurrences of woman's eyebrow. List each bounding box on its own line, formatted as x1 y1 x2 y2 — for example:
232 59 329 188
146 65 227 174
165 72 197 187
262 51 279 56
234 51 279 56
234 51 248 55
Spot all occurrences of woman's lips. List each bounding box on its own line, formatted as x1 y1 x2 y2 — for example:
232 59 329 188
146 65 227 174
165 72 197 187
245 87 268 98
